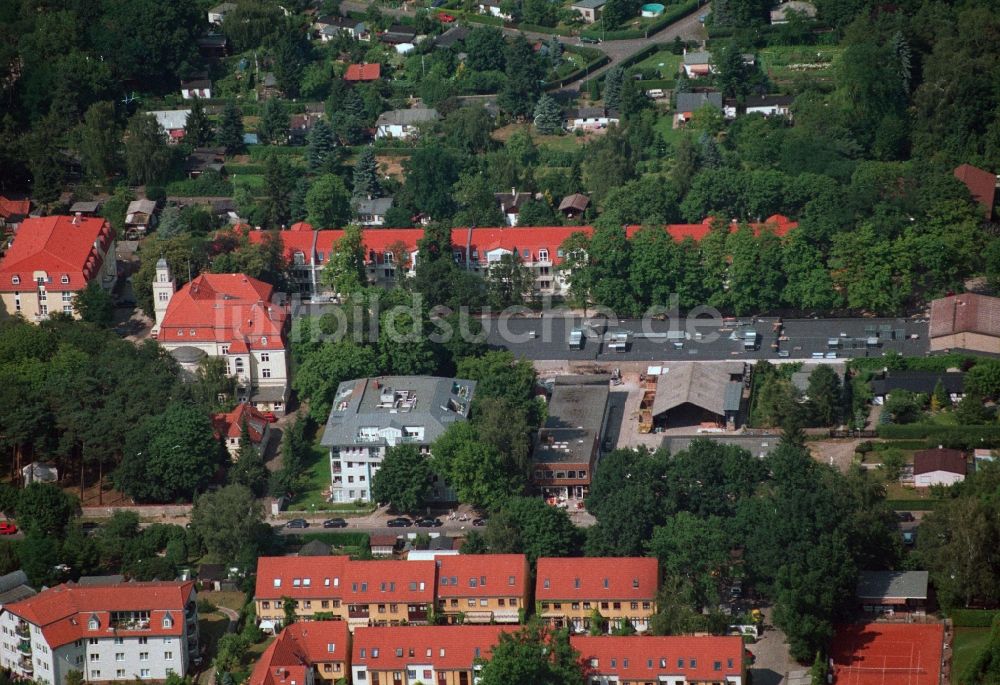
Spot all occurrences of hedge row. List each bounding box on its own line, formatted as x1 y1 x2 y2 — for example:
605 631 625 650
248 146 307 162
951 609 1000 627
226 164 267 175
165 178 235 197
875 423 1000 447
294 532 371 548
849 353 979 373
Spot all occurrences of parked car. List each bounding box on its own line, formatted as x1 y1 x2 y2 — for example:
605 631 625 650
81 522 101 536
0 522 17 535
896 511 916 522
323 518 348 528
387 517 412 528
437 12 456 21
286 518 309 529
472 518 488 527
416 518 442 528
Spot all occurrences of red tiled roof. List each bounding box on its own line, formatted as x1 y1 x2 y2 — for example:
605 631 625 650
256 217 797 272
343 560 435 604
250 622 350 685
289 222 314 231
954 163 997 215
0 215 114 292
535 557 659 601
352 626 512 671
213 403 269 441
436 554 529 598
626 214 797 243
255 556 349 601
345 63 381 81
6 581 194 649
930 293 1000 339
571 635 745 681
913 448 967 476
159 273 287 350
0 196 30 221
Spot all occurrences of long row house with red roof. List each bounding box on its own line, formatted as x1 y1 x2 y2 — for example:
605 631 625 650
0 580 199 685
247 216 797 301
250 623 746 685
254 555 657 636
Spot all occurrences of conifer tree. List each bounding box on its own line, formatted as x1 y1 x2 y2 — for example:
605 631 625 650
217 101 246 155
352 147 381 199
533 94 563 135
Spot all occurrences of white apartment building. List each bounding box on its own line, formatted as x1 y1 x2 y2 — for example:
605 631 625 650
0 581 198 685
320 377 476 503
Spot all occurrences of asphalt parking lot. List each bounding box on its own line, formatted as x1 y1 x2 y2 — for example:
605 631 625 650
483 316 929 361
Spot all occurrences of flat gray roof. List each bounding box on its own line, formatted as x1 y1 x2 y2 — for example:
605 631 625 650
661 435 781 459
534 375 610 465
856 571 929 601
321 376 475 448
572 0 607 8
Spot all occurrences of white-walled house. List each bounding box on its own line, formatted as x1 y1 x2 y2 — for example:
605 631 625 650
375 108 440 140
913 448 967 487
152 261 290 414
0 581 199 685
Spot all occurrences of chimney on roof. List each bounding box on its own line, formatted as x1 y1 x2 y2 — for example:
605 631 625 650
511 187 516 197
72 213 80 224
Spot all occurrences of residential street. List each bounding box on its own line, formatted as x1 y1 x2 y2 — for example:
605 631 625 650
747 608 801 685
340 0 710 89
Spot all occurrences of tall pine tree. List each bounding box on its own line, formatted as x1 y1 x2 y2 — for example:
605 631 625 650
217 101 245 155
352 147 381 200
185 96 213 147
533 94 563 135
603 67 625 110
307 119 337 172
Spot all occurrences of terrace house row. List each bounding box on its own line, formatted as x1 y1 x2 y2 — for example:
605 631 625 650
254 555 657 635
253 623 746 685
247 215 797 300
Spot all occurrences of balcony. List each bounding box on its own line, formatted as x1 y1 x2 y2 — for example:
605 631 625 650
15 623 29 637
348 608 370 619
18 657 33 673
17 639 31 655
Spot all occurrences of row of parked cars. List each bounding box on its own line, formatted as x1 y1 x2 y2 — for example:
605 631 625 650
285 516 489 529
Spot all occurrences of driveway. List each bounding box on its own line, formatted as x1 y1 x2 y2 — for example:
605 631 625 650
747 608 800 685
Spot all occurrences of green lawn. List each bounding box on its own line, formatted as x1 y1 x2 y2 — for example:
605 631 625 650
634 49 682 78
953 627 990 681
758 45 844 82
196 612 231 685
285 432 377 513
653 112 687 147
231 174 266 192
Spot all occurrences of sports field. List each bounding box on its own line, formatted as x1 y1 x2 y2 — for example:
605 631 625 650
831 623 944 685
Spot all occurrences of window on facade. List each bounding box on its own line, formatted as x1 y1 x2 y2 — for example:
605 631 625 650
261 352 269 362
62 291 72 302
140 652 149 661
539 249 549 261
63 305 73 314
165 652 173 660
262 368 271 378
90 671 101 679
90 654 100 662
114 638 124 645
384 252 394 264
140 669 150 678
61 275 69 284
89 638 99 645
117 670 127 678
158 292 169 302
115 653 125 662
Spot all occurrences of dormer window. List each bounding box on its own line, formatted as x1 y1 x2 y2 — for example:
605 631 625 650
632 578 639 588
384 251 394 264
162 616 173 629
261 337 268 345
11 276 18 285
61 275 69 284
539 249 549 261
273 579 282 588
89 617 99 630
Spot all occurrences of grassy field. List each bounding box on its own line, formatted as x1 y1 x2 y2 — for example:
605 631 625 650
758 45 844 82
200 591 247 613
653 112 688 147
231 174 266 192
953 627 990 681
634 49 682 78
285 431 376 513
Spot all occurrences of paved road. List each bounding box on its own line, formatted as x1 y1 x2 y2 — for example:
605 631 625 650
481 315 929 361
340 0 708 89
